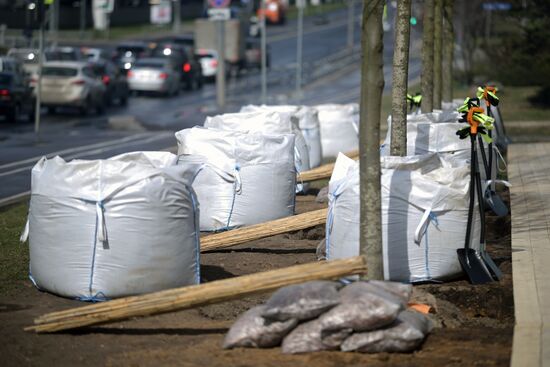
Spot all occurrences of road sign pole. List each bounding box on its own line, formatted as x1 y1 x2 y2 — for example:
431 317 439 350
80 0 86 38
260 0 267 104
34 23 44 136
216 19 226 108
295 1 304 101
173 0 181 33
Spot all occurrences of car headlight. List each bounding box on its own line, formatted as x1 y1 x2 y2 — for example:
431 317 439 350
124 62 132 70
267 3 278 11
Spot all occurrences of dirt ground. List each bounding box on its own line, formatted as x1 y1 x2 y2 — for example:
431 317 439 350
0 190 513 367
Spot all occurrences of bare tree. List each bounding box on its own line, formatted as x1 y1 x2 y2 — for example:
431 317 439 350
442 0 454 102
390 0 411 157
421 0 435 113
433 0 443 109
360 0 385 280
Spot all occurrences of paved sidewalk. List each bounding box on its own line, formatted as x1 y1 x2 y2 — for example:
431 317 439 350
509 142 550 367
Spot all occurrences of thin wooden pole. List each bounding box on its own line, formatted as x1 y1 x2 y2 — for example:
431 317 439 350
421 0 435 113
27 257 367 333
442 0 454 103
433 0 443 109
390 0 411 157
201 208 327 252
360 0 385 280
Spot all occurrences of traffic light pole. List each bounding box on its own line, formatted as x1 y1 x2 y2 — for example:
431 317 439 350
34 23 44 136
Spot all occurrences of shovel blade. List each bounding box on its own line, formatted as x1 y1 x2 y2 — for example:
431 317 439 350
457 248 495 284
485 190 509 217
480 249 503 280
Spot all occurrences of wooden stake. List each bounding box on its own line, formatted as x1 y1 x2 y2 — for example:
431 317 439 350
201 208 327 252
26 256 367 333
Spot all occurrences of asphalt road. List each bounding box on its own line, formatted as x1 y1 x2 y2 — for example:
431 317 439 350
0 4 422 205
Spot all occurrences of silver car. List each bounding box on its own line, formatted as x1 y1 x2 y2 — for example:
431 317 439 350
34 61 106 115
127 58 180 96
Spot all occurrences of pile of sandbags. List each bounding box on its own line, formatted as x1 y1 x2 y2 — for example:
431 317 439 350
176 127 296 231
23 152 202 300
204 110 310 192
325 153 480 282
223 280 432 354
315 103 359 159
240 104 323 168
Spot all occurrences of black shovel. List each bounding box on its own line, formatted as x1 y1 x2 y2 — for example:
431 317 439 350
482 100 508 217
457 108 495 284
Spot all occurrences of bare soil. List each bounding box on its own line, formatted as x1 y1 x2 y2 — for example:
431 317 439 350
0 191 513 367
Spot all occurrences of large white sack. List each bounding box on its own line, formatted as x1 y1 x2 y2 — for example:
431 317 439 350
442 99 465 111
240 105 323 168
25 151 201 300
326 153 481 283
176 127 296 231
205 110 310 191
382 117 491 181
315 103 359 159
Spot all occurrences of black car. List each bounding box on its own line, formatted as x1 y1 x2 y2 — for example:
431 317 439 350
0 71 34 123
150 43 203 90
114 42 150 72
89 60 129 106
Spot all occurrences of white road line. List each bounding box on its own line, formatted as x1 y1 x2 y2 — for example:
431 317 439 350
0 132 154 171
0 132 173 179
0 191 30 207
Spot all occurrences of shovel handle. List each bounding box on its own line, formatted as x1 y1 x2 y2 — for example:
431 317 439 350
467 107 484 135
483 86 497 107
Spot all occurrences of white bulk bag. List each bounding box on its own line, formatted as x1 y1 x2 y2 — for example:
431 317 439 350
240 105 323 168
442 99 465 111
176 127 296 231
205 110 310 191
315 103 359 159
24 151 201 300
326 153 481 283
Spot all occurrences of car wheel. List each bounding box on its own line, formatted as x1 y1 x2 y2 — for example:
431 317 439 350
96 98 106 115
119 94 128 106
79 97 91 116
46 106 56 115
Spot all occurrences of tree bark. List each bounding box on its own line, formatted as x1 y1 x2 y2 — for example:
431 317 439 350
390 0 411 157
421 0 435 113
360 0 385 280
433 0 443 109
442 0 454 102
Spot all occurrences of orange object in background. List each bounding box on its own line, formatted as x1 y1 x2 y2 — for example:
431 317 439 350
258 0 287 24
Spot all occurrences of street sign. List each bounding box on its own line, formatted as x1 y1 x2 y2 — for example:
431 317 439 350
208 0 231 8
208 8 231 20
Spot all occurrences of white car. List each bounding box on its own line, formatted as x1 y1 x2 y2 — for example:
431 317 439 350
33 61 106 115
195 49 220 79
127 58 180 96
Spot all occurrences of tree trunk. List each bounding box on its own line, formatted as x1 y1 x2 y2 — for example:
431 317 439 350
360 0 385 280
421 0 435 113
390 0 411 157
442 0 454 102
433 0 443 109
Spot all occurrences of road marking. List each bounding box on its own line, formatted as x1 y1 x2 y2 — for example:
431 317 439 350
0 132 173 178
0 132 154 171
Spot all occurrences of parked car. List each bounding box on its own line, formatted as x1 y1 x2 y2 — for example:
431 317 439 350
0 71 35 123
44 47 84 62
114 42 150 72
88 60 129 106
33 61 106 115
150 43 203 90
127 58 180 96
195 48 220 80
7 48 42 75
245 38 270 69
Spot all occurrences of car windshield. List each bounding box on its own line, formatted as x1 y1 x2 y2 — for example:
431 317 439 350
9 51 38 64
134 61 164 69
42 67 78 77
0 73 12 85
117 47 145 56
45 51 78 61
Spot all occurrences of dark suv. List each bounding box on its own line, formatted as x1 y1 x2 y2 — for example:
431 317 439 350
0 71 34 123
89 60 129 106
150 43 203 90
